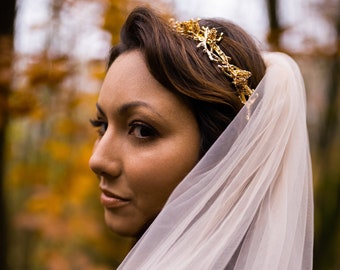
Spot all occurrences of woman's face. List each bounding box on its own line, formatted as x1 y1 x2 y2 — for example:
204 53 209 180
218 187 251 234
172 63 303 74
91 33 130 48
89 50 201 237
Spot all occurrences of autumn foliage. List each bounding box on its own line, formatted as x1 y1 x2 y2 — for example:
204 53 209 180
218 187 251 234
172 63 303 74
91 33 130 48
5 0 134 268
2 0 340 269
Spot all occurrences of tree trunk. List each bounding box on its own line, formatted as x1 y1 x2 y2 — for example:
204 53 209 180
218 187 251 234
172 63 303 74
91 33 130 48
265 0 282 50
0 0 16 269
314 3 340 269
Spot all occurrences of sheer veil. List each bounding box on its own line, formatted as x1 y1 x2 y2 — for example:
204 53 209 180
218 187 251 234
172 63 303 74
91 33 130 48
118 52 314 269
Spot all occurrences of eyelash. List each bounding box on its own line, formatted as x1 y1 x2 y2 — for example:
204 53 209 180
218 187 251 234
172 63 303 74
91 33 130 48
128 121 159 140
90 118 159 140
90 118 107 137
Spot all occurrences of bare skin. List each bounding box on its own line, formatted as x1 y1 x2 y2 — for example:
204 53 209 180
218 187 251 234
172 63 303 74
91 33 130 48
89 50 201 237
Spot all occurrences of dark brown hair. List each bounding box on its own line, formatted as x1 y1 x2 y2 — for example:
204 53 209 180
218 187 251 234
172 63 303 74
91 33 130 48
109 7 266 156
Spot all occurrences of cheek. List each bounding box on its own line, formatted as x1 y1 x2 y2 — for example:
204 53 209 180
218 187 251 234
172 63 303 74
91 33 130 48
127 142 199 211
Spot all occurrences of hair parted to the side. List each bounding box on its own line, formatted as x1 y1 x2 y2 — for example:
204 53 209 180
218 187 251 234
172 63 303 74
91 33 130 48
108 7 266 156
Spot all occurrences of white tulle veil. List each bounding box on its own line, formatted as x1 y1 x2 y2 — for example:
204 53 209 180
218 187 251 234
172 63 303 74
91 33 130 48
118 52 314 270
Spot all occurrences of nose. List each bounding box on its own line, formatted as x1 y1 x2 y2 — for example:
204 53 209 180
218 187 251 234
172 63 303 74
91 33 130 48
89 132 122 179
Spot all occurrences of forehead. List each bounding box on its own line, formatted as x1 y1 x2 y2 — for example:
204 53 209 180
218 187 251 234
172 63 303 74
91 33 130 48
98 50 192 119
103 50 152 93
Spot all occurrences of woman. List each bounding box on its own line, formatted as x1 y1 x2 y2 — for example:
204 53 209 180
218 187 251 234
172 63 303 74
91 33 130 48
89 6 313 270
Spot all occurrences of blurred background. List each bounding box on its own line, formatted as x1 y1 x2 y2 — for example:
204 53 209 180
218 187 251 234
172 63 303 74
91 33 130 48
0 0 339 269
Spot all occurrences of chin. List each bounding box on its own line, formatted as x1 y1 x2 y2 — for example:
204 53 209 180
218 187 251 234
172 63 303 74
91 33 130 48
104 213 138 238
104 212 154 239
105 219 136 238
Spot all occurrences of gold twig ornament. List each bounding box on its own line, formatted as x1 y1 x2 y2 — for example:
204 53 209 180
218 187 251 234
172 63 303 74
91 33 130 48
171 19 254 104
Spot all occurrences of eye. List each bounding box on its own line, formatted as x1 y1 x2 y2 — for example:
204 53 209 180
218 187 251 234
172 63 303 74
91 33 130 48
128 121 158 139
90 118 108 137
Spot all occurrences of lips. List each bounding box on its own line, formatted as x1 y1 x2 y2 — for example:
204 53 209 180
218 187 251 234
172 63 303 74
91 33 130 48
100 188 130 208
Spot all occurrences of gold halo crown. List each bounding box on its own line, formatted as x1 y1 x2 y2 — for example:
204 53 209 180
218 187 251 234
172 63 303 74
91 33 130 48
171 19 254 104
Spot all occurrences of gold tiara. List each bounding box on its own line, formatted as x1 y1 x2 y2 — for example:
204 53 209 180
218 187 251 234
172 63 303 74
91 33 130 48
171 19 254 104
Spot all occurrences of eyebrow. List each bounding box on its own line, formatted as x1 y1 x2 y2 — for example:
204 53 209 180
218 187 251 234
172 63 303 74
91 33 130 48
118 101 164 119
96 101 164 119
